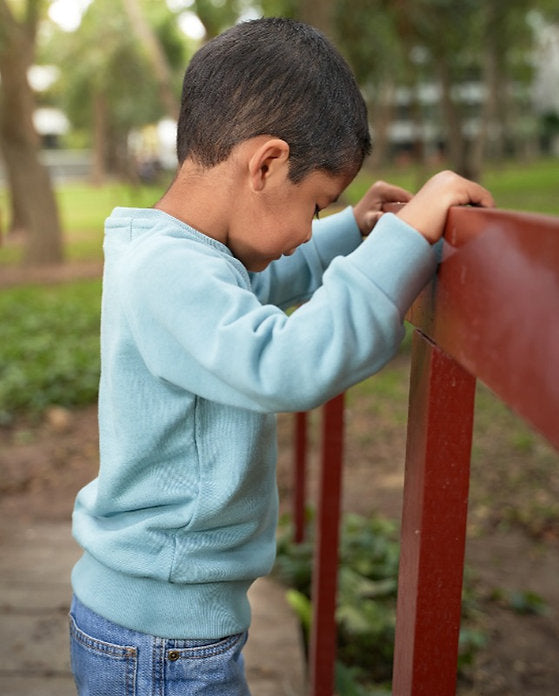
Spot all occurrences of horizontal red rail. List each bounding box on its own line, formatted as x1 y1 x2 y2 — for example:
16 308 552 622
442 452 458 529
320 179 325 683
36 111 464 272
408 206 559 449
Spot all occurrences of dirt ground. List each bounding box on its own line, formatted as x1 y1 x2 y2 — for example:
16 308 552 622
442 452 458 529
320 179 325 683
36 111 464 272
1 266 559 695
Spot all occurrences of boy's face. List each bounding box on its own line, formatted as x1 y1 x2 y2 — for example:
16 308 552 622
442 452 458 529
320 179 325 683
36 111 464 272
229 168 354 272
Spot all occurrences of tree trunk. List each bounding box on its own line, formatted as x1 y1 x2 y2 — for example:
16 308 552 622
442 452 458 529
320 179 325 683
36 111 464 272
0 2 63 265
468 1 502 182
367 80 395 170
2 150 28 234
90 89 108 186
437 58 471 178
468 39 497 181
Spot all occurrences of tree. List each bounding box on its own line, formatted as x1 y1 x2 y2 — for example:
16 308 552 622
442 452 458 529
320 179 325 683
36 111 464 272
334 0 405 170
121 0 180 120
391 0 483 177
335 0 542 178
51 0 185 184
532 16 559 153
469 0 535 172
0 0 63 265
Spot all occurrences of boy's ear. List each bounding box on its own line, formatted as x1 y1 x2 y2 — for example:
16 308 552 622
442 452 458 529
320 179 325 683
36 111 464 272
248 138 290 191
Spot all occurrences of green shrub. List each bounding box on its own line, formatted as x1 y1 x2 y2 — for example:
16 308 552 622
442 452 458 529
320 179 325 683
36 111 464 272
0 279 102 422
274 510 486 694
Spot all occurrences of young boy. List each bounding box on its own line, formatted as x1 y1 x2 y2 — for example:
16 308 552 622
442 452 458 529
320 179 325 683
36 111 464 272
69 17 493 696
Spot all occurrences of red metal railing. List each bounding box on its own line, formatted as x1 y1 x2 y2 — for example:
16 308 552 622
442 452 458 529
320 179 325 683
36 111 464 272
293 206 559 696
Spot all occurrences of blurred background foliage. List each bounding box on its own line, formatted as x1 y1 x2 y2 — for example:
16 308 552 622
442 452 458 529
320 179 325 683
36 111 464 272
0 0 558 266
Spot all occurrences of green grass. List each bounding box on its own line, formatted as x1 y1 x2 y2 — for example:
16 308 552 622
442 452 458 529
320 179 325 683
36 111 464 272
59 182 168 262
483 158 559 216
0 180 168 265
344 157 559 216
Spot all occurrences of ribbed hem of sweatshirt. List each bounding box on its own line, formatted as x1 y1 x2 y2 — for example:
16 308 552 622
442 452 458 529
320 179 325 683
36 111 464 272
71 553 252 639
347 213 437 317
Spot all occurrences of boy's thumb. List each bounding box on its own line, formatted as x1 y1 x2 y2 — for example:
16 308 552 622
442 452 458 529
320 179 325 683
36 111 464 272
363 211 384 235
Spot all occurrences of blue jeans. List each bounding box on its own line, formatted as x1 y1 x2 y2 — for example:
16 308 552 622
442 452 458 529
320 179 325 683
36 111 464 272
69 596 251 696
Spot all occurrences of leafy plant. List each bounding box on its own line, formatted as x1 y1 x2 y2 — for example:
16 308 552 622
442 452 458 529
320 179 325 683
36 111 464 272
0 279 102 423
274 509 487 694
489 587 549 616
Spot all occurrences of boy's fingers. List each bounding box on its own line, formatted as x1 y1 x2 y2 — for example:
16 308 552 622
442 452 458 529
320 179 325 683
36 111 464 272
439 171 495 209
396 171 496 244
466 182 495 208
375 181 413 203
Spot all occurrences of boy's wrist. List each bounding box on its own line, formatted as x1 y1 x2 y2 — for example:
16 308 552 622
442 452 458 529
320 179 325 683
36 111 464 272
396 207 441 245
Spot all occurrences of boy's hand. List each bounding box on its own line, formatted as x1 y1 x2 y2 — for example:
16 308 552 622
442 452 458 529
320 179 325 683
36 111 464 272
397 170 495 244
353 180 413 236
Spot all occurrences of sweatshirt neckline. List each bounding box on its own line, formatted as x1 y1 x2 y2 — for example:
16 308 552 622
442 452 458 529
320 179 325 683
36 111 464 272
110 206 233 257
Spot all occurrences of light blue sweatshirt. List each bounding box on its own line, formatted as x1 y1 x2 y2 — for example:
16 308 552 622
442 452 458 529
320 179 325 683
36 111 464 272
71 206 436 639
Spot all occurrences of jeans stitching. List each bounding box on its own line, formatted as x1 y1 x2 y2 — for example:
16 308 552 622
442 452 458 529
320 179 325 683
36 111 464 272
156 638 165 696
127 651 137 696
69 614 137 659
167 632 244 660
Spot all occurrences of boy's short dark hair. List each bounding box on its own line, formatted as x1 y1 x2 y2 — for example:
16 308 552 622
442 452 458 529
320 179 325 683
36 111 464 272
177 17 371 182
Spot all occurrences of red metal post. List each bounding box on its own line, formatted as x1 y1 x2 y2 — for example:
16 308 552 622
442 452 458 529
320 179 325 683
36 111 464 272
294 411 308 544
393 331 476 696
309 393 345 696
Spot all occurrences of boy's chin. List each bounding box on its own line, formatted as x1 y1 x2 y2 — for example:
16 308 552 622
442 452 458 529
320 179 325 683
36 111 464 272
245 260 272 272
242 253 281 272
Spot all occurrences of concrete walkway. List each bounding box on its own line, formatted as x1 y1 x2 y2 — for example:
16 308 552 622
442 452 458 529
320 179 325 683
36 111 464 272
0 522 306 696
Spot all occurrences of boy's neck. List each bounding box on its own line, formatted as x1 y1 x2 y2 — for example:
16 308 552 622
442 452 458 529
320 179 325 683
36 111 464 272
154 158 236 245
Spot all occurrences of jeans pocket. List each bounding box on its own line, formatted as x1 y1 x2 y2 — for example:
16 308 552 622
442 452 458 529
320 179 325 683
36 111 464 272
165 632 250 696
168 632 247 659
69 614 137 696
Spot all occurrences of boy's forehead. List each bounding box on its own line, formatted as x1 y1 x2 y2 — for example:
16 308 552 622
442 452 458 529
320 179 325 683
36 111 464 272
307 169 355 200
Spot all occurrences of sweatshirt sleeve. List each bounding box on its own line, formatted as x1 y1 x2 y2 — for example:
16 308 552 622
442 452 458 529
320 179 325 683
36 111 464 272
249 206 362 308
121 213 436 413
